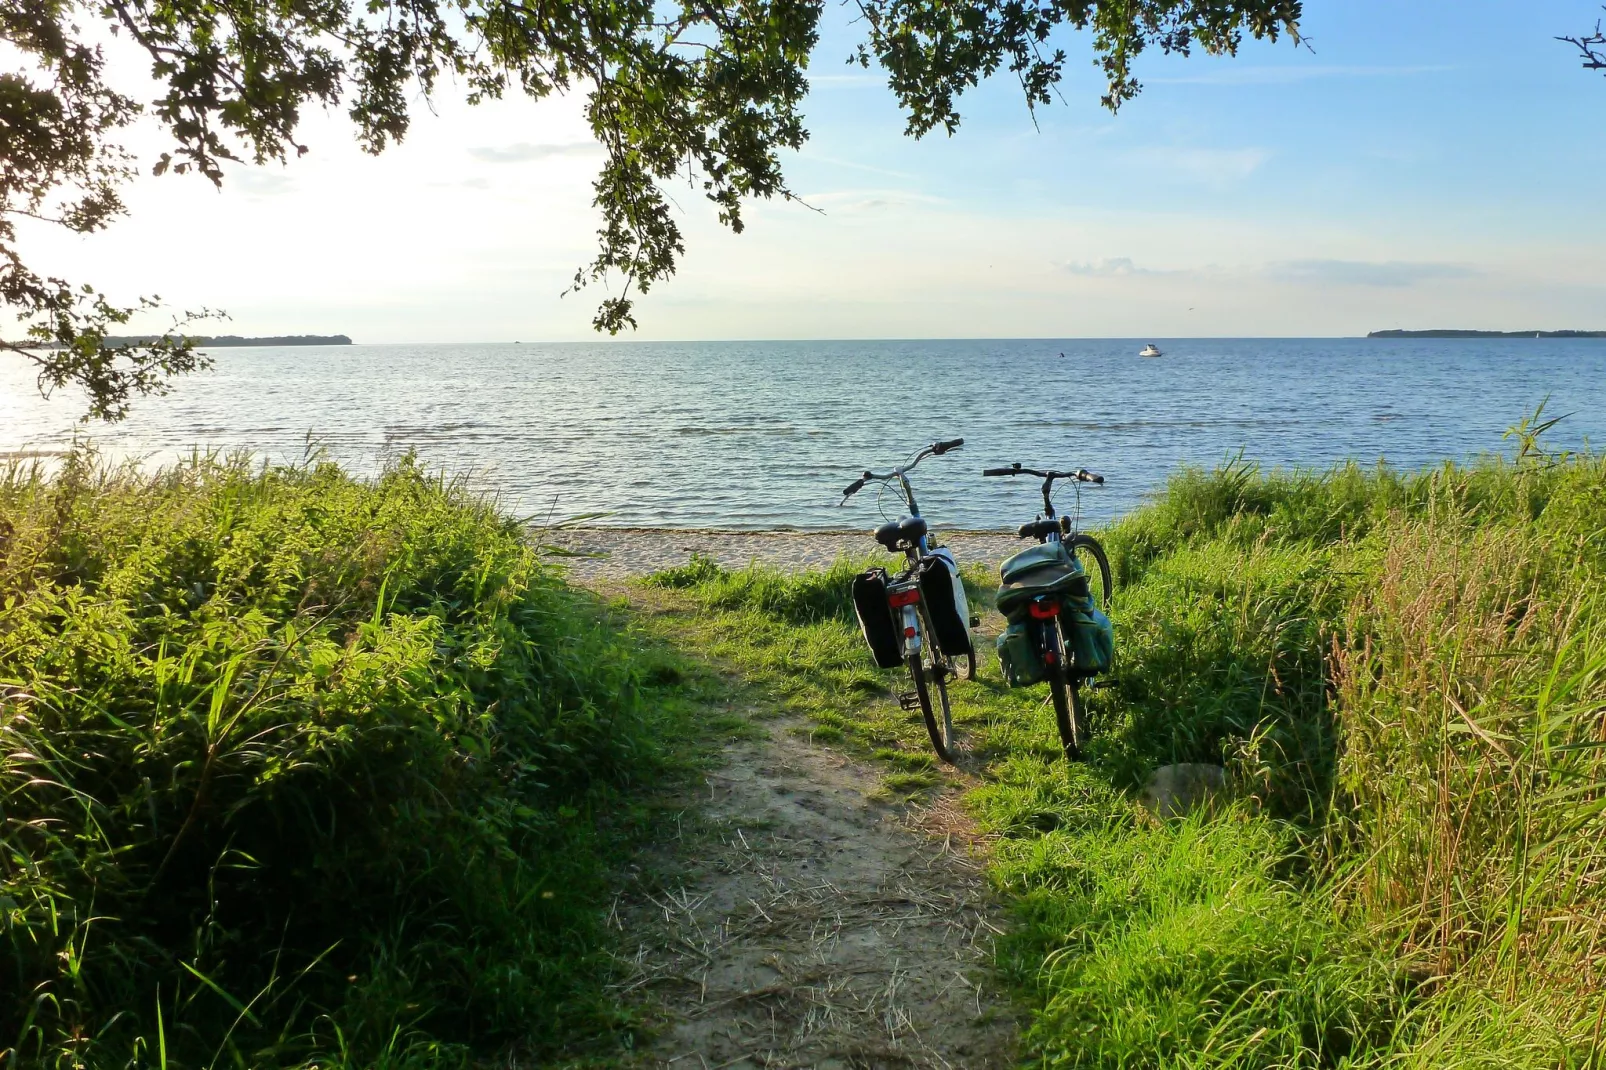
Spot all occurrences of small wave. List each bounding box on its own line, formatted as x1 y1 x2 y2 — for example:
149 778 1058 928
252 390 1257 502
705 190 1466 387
672 425 798 436
384 422 485 435
1014 416 1308 431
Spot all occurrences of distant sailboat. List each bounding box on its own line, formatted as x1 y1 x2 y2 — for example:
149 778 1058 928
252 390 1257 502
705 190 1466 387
1139 343 1163 358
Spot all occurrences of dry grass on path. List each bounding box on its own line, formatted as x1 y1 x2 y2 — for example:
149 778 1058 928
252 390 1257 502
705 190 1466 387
610 714 1017 1069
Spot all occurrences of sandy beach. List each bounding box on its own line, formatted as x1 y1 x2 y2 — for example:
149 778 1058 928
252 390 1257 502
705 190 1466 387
538 526 1026 582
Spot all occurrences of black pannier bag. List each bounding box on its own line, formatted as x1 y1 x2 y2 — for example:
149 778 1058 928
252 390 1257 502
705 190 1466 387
917 552 974 660
852 567 903 669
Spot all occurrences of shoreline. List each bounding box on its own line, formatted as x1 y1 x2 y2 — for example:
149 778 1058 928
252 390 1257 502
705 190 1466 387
538 525 1027 581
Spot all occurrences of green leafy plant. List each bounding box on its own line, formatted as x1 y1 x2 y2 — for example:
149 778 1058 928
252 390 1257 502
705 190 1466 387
0 449 688 1067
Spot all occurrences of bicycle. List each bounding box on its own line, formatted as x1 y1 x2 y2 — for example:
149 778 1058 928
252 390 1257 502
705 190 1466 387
982 462 1114 760
842 438 974 762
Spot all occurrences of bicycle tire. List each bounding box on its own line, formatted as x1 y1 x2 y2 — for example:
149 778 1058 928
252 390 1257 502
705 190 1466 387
1069 533 1113 611
1047 658 1086 761
907 654 957 762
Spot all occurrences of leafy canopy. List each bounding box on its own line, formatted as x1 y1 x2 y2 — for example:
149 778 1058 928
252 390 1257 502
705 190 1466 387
2 0 1300 419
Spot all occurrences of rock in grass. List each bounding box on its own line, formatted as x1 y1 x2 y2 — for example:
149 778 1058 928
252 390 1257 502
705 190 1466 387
1141 763 1227 819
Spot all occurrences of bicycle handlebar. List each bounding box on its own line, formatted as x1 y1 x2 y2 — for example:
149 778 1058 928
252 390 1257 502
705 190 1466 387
840 438 964 502
983 463 1106 484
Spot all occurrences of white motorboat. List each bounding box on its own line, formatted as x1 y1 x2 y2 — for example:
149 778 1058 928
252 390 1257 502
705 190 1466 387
1139 343 1163 358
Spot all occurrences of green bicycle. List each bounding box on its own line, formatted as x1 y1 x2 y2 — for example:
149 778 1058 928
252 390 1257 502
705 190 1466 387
983 463 1114 760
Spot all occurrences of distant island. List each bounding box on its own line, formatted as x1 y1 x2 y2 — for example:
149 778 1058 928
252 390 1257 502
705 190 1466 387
98 334 354 347
1368 329 1606 339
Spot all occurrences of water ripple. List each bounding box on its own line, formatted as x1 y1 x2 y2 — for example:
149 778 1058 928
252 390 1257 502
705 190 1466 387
3 338 1603 529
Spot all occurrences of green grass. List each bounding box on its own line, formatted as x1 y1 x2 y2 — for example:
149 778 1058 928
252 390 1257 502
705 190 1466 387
638 428 1606 1067
1 450 707 1068
10 420 1602 1068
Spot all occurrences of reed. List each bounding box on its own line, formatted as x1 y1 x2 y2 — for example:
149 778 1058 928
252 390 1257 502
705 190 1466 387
1329 502 1606 1022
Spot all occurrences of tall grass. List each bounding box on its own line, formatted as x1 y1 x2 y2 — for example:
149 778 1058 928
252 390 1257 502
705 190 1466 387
642 428 1606 1066
1330 502 1606 1019
1 450 687 1068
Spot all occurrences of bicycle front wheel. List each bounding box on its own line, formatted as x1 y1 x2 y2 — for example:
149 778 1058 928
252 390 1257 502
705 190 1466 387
1069 533 1113 611
1047 658 1085 761
907 654 957 763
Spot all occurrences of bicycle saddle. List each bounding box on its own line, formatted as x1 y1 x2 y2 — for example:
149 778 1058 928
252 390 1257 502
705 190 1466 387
1017 518 1064 541
874 516 928 549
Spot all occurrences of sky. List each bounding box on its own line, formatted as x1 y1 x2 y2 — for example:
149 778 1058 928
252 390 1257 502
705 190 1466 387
13 0 1606 341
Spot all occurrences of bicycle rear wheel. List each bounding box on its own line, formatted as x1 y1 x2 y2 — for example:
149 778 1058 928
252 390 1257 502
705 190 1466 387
907 654 957 762
1046 659 1086 761
1069 533 1113 611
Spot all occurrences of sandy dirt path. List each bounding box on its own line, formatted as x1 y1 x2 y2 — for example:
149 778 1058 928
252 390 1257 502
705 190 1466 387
611 713 1017 1069
541 528 1023 583
613 713 1014 1060
570 551 1022 1067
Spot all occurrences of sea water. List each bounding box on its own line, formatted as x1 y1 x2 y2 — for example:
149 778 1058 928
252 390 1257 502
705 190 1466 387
3 338 1603 529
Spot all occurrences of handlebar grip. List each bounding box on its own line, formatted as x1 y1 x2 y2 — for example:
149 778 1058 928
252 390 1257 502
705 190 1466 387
842 477 866 497
982 467 1013 477
933 437 964 455
1078 469 1105 484
1016 521 1037 539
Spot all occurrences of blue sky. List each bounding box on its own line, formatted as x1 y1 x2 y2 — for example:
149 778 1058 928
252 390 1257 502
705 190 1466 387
16 0 1606 340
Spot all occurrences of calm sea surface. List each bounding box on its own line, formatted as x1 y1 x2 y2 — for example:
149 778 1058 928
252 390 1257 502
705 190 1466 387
3 338 1603 530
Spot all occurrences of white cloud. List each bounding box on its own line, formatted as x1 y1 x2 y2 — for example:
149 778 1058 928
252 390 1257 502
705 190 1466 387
797 188 948 212
467 141 600 163
1064 257 1154 277
1270 259 1479 288
226 167 297 196
1146 64 1453 86
809 73 884 88
1125 146 1272 185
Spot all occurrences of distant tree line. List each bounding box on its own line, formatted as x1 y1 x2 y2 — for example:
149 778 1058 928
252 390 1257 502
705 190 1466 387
1368 330 1606 339
97 334 354 347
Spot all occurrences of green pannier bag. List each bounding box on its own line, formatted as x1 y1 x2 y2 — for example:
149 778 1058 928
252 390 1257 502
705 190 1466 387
1065 606 1114 677
995 620 1046 686
993 540 1114 684
995 541 1091 619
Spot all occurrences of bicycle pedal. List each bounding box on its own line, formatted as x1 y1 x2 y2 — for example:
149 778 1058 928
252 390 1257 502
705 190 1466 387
1091 677 1119 689
969 616 980 628
897 691 922 711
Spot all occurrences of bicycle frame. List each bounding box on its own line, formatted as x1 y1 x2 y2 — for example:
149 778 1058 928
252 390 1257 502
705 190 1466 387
885 577 924 658
983 460 1113 760
1038 471 1093 546
844 440 953 556
841 437 969 760
856 447 945 655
